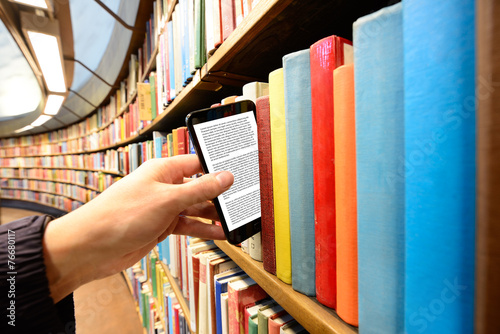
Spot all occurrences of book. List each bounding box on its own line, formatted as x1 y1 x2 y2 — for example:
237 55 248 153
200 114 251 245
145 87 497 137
228 275 268 334
248 232 262 262
269 68 292 284
248 314 258 334
268 311 294 334
283 49 315 296
243 297 273 334
475 0 500 332
194 0 206 68
213 0 223 48
333 63 358 326
403 0 475 333
256 95 276 274
198 249 225 334
309 34 352 308
240 81 269 262
221 0 235 41
205 0 215 55
188 240 217 332
353 3 404 333
137 82 152 121
279 320 307 334
149 72 158 120
153 131 168 159
208 257 238 334
220 292 229 334
168 19 176 101
215 269 245 334
257 302 283 334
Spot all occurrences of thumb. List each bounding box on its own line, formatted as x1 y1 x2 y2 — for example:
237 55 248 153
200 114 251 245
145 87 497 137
174 171 234 209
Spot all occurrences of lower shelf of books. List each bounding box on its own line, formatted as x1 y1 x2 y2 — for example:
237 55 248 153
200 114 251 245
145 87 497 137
214 240 358 334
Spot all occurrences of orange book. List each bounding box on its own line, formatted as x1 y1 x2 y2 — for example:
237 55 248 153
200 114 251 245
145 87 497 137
333 63 358 326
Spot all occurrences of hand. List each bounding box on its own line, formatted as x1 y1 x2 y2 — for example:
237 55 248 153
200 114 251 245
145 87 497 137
42 154 234 303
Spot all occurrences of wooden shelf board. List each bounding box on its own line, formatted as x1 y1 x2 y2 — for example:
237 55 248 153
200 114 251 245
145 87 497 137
214 240 358 334
2 177 101 192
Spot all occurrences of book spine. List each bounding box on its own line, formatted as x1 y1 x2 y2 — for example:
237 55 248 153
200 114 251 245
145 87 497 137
353 3 405 333
269 68 292 284
283 49 315 296
227 285 239 334
333 63 358 326
256 96 276 275
403 0 475 333
309 35 351 308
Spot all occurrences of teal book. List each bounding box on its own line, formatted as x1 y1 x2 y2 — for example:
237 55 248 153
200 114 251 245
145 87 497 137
353 3 404 333
283 49 315 296
403 0 476 333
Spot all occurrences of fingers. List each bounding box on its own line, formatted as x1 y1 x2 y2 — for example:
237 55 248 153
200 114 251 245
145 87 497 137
167 154 204 179
173 171 234 210
180 201 220 221
172 216 225 240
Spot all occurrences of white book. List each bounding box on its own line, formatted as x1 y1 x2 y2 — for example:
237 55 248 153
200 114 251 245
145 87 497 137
188 240 216 332
221 292 229 334
205 0 214 55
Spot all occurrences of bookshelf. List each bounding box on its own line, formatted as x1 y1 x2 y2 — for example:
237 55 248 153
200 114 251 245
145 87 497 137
1 0 488 333
215 240 357 334
0 0 392 332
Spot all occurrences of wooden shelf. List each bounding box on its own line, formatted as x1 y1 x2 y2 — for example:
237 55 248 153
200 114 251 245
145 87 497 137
0 166 125 176
214 240 358 334
153 248 195 334
2 177 101 192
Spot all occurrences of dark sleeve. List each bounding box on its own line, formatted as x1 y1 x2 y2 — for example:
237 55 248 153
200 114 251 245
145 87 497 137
0 215 76 334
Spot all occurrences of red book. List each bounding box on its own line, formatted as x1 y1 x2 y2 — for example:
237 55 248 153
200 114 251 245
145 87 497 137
310 35 352 308
214 0 223 48
173 303 181 334
268 310 294 334
256 96 276 275
334 64 358 326
176 126 188 154
228 276 268 334
221 0 236 41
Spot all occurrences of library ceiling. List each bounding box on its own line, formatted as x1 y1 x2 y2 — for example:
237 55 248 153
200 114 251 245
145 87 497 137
0 0 141 137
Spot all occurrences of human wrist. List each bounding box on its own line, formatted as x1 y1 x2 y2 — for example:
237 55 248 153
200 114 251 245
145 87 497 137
42 214 94 303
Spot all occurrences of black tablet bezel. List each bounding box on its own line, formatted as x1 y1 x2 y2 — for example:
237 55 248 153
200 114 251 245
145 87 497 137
185 100 261 245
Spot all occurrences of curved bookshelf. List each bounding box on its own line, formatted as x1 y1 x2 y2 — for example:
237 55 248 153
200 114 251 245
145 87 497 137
0 166 125 177
2 177 100 192
0 1 409 333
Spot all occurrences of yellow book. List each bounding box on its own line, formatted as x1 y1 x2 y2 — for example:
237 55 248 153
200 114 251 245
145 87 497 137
120 117 125 142
269 68 292 284
172 129 179 156
137 82 152 121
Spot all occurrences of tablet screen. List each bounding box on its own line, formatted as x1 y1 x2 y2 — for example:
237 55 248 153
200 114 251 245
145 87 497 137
192 111 261 232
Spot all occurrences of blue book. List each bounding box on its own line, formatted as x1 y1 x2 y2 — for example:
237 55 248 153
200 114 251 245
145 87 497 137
214 269 245 334
353 3 404 333
167 20 176 101
403 1 475 333
283 49 315 296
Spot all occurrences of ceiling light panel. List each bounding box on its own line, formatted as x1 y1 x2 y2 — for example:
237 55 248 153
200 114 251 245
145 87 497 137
27 31 66 93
